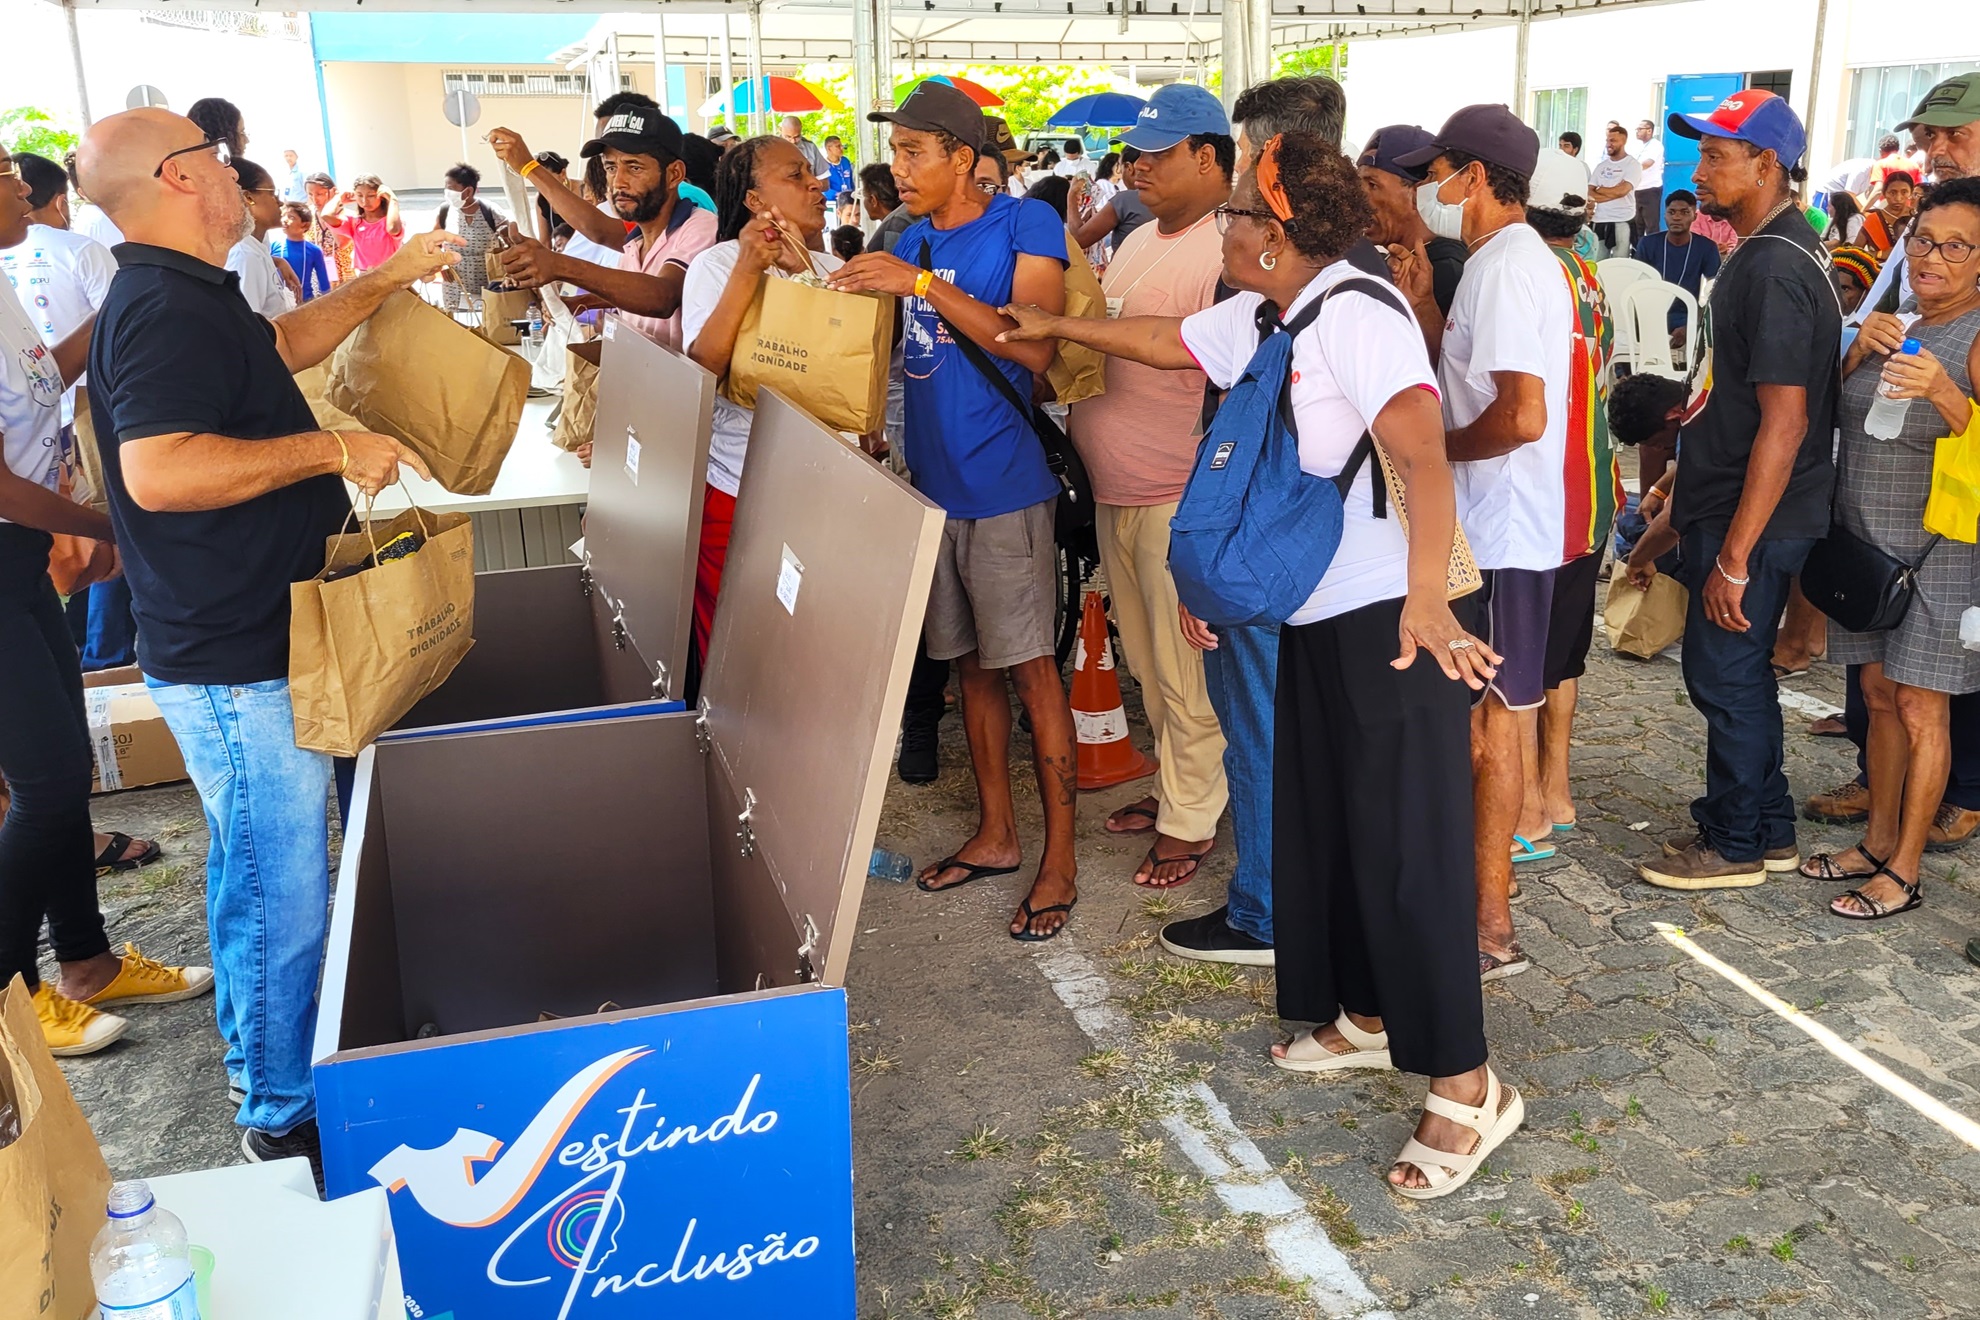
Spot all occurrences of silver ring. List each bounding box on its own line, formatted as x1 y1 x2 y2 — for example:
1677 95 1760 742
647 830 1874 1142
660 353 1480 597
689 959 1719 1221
1448 639 1475 651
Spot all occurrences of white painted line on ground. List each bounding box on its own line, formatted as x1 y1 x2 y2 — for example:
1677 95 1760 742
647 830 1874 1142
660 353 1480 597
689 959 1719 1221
1031 944 1394 1318
1777 686 1844 720
1654 922 1980 1152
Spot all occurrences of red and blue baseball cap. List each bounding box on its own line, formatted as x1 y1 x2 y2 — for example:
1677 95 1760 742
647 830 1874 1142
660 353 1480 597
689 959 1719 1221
1667 88 1806 169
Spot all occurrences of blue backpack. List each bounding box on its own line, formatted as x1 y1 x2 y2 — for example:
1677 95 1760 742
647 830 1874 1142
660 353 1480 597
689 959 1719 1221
1169 277 1395 627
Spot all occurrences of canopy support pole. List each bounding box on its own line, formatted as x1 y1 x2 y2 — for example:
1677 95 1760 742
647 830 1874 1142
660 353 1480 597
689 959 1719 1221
653 13 671 122
852 0 890 169
65 0 92 126
1513 0 1532 120
1804 0 1830 156
747 0 766 137
719 10 737 133
1217 0 1269 115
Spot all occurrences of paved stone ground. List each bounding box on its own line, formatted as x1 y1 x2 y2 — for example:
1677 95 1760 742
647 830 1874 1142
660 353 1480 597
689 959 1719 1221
47 630 1980 1319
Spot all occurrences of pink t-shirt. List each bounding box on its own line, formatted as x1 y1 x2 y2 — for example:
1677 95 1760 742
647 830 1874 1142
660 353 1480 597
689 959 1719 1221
325 213 402 271
1067 212 1223 505
614 201 720 351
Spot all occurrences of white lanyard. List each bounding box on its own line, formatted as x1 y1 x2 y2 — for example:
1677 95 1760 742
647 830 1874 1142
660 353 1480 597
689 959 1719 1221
1104 210 1216 310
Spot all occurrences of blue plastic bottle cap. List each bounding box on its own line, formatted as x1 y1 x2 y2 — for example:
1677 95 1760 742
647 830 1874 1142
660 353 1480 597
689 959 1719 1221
1902 337 1923 355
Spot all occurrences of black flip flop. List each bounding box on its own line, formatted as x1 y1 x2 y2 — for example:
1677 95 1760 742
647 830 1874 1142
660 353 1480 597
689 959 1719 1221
94 832 160 875
1010 897 1076 942
915 856 1019 893
1105 801 1159 835
1131 842 1215 890
1830 865 1922 921
1800 845 1885 883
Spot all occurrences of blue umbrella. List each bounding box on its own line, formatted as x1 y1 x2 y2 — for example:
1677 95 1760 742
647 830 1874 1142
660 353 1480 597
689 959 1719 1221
1045 92 1147 130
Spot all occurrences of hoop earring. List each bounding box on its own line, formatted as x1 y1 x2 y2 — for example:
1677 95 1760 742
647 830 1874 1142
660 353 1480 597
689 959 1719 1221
1259 249 1277 271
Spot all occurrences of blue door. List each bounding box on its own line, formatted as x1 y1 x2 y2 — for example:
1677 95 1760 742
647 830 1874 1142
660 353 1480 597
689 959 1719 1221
1661 72 1747 203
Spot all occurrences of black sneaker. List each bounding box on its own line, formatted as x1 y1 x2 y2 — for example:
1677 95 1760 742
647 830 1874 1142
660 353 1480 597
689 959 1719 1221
1159 906 1274 966
242 1118 324 1196
897 720 939 784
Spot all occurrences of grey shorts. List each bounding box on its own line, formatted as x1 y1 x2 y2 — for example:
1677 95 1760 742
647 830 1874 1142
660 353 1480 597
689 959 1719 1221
925 498 1058 670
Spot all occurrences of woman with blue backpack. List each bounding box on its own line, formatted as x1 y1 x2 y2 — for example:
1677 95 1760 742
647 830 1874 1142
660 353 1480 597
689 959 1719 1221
1000 131 1520 1199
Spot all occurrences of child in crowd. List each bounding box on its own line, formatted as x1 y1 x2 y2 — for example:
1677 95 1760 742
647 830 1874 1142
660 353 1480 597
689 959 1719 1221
271 202 330 302
830 224 865 262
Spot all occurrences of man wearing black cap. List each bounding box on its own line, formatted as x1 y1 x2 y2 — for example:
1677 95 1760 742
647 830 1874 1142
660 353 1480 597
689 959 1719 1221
1395 105 1570 982
1639 89 1837 892
497 105 717 351
1357 124 1467 322
829 81 1082 943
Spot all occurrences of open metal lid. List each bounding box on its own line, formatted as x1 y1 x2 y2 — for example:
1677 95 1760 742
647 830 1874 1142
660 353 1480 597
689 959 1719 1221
699 389 943 990
582 321 716 702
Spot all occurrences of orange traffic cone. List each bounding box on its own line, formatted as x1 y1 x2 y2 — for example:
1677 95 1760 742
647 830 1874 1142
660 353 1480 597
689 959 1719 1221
1071 590 1158 791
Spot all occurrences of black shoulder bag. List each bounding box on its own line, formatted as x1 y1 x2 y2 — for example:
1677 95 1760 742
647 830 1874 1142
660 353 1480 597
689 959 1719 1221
915 239 1095 540
1759 234 1940 633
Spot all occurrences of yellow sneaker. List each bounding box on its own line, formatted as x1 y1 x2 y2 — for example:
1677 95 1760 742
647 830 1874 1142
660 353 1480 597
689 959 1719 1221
82 943 215 1007
33 983 129 1057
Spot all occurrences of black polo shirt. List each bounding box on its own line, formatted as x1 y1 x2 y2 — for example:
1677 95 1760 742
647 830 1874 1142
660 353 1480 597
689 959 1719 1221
88 243 348 685
1672 208 1840 541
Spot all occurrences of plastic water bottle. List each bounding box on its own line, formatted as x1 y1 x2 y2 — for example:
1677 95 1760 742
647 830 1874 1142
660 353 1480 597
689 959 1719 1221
1961 606 1980 653
90 1180 201 1319
868 847 915 884
528 303 545 338
1865 338 1923 439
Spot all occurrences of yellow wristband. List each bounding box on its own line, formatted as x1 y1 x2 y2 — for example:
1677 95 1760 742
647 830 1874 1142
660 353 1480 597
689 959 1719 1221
333 432 349 478
913 269 935 300
519 159 542 180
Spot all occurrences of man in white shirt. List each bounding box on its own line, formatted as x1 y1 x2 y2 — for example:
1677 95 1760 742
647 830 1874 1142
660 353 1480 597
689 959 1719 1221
279 149 307 203
1633 119 1665 238
1588 122 1643 257
1054 137 1097 179
1395 104 1570 982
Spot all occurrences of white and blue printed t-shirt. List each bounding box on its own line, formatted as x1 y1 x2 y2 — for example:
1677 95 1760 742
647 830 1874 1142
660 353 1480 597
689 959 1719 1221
0 274 67 522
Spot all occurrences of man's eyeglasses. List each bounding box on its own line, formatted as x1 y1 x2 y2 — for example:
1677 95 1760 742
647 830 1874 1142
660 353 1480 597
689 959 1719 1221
1903 234 1977 264
0 160 17 180
975 177 1002 195
154 137 231 179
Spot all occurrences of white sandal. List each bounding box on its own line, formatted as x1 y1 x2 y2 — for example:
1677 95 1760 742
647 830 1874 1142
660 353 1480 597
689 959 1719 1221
1270 1014 1394 1074
1388 1067 1524 1201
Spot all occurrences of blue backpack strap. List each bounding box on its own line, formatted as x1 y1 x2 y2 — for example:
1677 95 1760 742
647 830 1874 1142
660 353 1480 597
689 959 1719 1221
1268 276 1400 518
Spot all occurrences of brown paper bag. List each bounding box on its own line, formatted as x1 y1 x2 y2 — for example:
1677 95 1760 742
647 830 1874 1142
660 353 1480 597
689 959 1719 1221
724 273 890 434
290 506 477 755
1604 572 1688 659
554 341 605 453
294 360 366 433
479 287 534 347
68 389 109 516
326 291 530 496
0 976 112 1320
1047 230 1108 407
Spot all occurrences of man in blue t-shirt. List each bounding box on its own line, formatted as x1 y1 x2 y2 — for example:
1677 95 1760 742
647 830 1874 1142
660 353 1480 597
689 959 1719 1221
821 136 855 204
830 81 1080 942
1630 188 1720 336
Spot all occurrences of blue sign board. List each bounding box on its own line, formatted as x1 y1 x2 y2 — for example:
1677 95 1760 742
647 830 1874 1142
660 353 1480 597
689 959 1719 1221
317 988 854 1320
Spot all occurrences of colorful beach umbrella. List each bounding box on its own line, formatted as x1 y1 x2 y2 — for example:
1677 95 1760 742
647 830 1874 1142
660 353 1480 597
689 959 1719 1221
893 74 1003 108
1044 91 1147 130
696 76 845 119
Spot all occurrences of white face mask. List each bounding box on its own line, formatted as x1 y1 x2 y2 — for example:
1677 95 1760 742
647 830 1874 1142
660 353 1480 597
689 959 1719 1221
444 188 467 210
1416 172 1468 241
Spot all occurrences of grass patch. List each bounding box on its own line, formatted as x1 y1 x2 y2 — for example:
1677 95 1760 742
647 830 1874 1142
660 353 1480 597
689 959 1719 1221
1309 1185 1363 1249
853 1047 898 1078
1541 1166 1599 1192
951 1124 1012 1163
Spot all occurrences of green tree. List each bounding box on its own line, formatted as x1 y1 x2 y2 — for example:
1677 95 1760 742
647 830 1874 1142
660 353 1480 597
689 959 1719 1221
1274 44 1345 80
0 107 79 160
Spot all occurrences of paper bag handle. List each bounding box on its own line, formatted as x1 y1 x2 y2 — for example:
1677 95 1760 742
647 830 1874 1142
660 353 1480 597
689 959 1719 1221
321 479 435 581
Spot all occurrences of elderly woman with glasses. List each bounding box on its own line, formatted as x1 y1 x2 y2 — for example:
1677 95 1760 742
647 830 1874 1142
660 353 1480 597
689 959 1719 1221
1804 176 1980 921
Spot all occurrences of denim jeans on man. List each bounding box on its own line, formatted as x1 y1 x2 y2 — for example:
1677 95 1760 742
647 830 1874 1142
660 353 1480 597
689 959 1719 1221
1677 528 1815 862
147 678 331 1135
1202 622 1276 943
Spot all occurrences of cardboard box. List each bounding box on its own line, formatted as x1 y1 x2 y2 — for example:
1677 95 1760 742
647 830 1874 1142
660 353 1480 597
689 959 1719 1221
314 390 944 1319
83 666 187 794
393 320 713 733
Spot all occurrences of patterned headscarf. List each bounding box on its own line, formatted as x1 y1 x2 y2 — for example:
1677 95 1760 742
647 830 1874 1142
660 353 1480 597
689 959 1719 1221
1255 134 1294 224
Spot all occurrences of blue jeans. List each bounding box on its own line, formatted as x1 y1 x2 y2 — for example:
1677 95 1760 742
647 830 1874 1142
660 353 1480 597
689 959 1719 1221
147 678 332 1135
82 578 137 671
1202 623 1277 944
1677 528 1815 863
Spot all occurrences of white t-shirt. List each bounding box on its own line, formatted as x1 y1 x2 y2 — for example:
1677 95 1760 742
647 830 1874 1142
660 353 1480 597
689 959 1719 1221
1055 156 1097 179
72 204 124 249
1636 136 1664 190
0 278 68 524
1439 223 1574 573
1590 152 1643 221
1179 260 1437 625
226 237 291 319
2 224 115 423
680 238 844 497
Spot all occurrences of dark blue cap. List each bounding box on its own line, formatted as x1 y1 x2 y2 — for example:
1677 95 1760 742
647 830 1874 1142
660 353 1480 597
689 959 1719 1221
1356 125 1436 182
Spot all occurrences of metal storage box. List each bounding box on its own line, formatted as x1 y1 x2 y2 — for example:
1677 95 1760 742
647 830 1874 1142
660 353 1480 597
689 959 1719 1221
394 319 713 732
312 390 943 1320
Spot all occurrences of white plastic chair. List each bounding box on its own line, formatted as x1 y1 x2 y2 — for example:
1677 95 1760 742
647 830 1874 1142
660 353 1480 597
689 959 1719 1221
1621 281 1700 382
1594 259 1659 377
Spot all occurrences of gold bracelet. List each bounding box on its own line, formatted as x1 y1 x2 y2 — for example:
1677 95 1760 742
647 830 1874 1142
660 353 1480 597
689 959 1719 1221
913 269 935 300
519 159 542 180
333 432 350 478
